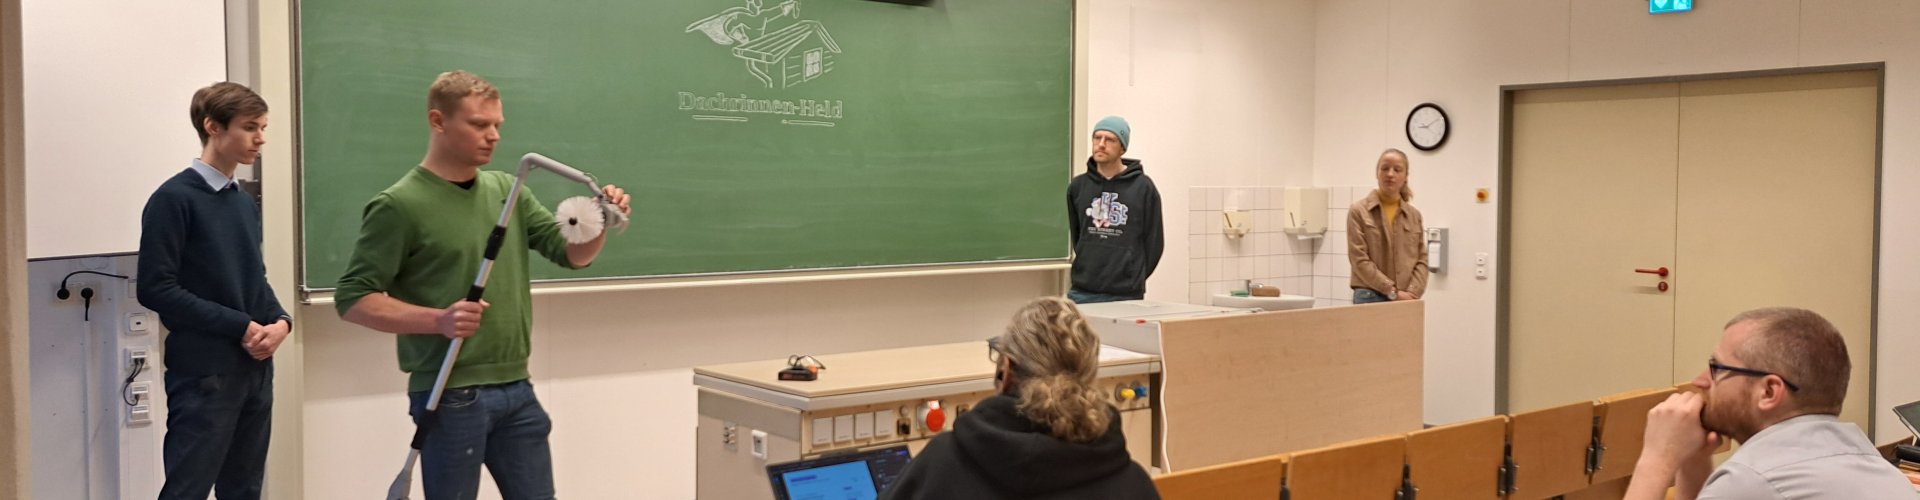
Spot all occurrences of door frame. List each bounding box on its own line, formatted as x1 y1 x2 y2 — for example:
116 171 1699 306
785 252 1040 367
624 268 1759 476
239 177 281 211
1494 63 1885 435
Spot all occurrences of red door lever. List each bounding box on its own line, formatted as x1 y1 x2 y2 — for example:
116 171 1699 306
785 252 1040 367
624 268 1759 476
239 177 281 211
1635 267 1670 277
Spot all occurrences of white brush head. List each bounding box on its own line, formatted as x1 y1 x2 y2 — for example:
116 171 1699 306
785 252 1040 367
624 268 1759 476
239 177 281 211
554 196 606 244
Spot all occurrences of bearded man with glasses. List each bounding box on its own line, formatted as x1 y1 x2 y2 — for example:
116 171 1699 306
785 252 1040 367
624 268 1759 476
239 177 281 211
1623 307 1911 499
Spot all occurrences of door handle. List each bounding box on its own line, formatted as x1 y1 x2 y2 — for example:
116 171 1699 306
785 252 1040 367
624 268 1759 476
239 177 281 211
1635 267 1670 278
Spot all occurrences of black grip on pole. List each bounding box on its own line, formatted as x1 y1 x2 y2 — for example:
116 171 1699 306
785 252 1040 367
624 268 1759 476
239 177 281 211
465 285 486 303
410 410 439 451
482 226 507 260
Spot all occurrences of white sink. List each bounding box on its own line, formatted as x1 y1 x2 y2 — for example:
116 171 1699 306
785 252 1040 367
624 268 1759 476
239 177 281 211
1209 293 1316 311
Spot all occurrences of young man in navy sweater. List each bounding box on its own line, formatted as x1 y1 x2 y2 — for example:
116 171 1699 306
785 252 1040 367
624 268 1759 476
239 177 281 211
136 82 290 500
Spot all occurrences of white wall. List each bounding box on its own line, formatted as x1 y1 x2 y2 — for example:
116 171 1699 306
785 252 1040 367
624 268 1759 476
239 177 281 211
27 255 164 499
1312 0 1920 437
1087 0 1319 304
21 0 226 259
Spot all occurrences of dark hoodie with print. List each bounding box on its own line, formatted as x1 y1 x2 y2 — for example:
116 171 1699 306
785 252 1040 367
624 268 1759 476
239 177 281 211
879 394 1160 500
1067 158 1164 296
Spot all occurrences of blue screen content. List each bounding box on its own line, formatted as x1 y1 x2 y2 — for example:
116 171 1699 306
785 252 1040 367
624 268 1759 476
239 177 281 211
781 461 878 500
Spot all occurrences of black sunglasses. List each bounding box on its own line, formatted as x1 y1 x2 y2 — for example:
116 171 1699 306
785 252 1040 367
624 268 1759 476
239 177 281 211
1707 358 1800 392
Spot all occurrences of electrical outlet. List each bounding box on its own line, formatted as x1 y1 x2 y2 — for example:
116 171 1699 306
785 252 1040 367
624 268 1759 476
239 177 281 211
126 346 149 373
63 280 97 303
751 429 768 459
129 381 151 405
128 405 152 425
126 312 152 334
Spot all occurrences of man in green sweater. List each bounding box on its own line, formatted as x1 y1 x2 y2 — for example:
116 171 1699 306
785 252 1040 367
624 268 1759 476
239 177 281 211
335 70 630 500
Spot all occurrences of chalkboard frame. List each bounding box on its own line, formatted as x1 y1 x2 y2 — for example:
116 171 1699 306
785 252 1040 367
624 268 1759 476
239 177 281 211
291 0 1082 295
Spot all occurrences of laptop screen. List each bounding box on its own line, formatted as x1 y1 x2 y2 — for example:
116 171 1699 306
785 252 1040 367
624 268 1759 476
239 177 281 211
767 445 912 500
1894 400 1920 438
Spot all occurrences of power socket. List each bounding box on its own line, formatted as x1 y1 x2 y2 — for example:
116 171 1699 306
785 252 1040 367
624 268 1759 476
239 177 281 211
750 429 768 459
126 311 153 335
125 346 150 374
126 381 153 426
128 381 152 405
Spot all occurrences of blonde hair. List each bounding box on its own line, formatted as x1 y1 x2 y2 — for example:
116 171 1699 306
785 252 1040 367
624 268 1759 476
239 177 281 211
427 70 500 117
1380 148 1414 201
1000 297 1112 443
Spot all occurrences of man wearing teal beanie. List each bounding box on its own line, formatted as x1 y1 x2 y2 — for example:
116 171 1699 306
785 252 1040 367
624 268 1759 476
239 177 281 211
1066 116 1163 303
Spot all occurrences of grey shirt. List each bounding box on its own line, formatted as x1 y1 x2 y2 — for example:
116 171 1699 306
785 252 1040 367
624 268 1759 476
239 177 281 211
1700 414 1915 499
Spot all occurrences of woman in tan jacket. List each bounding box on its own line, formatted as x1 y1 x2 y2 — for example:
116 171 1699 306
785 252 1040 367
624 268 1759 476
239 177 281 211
1347 149 1428 304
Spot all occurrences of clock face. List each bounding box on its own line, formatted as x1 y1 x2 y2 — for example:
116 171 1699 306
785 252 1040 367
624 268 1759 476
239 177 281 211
1407 103 1448 151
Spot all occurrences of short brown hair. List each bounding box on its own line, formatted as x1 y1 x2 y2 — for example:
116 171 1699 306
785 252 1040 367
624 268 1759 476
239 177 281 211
189 82 268 145
1726 307 1850 414
427 70 500 117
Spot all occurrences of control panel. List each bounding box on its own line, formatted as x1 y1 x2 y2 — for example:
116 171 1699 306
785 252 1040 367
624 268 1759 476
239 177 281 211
693 341 1163 500
797 374 1155 455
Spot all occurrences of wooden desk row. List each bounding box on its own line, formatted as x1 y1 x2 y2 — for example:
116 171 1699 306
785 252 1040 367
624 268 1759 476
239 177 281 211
1154 386 1679 500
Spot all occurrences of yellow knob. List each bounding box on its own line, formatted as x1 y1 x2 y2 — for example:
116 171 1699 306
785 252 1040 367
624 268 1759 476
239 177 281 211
1118 388 1137 401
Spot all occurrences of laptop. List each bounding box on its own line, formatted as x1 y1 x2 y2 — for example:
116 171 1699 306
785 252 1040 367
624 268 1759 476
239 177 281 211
766 445 913 500
1895 400 1920 444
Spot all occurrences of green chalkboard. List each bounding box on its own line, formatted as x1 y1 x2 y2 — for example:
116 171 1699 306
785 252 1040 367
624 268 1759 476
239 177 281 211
298 0 1073 290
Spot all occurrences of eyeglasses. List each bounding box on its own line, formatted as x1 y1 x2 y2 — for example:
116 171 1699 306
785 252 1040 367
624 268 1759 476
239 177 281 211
987 336 1007 365
1707 358 1800 392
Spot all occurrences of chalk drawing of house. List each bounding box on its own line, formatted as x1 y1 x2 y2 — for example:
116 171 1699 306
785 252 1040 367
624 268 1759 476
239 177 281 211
729 20 840 88
684 0 800 47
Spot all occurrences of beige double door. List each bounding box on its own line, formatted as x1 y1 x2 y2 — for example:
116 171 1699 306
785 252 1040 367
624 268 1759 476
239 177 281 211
1504 69 1880 431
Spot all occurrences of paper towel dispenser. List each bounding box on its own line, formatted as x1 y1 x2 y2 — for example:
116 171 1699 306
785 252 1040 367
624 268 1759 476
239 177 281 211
1283 187 1329 237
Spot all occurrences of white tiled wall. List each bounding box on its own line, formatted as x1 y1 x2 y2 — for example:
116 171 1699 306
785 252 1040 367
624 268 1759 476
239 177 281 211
1186 186 1372 308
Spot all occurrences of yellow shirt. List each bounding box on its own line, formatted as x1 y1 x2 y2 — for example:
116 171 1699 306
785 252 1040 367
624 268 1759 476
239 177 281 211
1381 197 1401 230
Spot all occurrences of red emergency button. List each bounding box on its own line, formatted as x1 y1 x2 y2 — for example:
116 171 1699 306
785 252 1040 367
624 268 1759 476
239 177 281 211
917 401 946 433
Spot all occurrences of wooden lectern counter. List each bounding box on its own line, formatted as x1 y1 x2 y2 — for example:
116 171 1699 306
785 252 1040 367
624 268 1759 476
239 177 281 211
1154 300 1424 471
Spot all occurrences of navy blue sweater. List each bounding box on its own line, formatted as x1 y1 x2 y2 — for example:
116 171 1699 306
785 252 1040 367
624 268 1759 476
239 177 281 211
137 168 287 375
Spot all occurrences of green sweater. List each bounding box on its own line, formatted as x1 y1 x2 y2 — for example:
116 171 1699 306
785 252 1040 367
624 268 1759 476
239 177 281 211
336 167 575 393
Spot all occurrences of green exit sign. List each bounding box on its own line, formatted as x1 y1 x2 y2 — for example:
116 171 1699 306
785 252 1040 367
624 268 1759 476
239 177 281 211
1651 0 1694 14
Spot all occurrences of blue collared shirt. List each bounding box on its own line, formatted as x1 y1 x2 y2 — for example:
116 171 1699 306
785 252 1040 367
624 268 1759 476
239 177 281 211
189 159 238 192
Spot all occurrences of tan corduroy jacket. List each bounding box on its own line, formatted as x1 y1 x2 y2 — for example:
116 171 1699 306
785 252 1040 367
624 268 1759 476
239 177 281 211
1347 189 1429 298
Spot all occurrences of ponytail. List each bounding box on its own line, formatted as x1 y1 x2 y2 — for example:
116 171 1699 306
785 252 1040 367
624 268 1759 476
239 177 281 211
1002 297 1114 443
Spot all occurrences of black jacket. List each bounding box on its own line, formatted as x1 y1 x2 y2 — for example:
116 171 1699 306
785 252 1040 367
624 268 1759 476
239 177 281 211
880 394 1159 500
1067 158 1164 296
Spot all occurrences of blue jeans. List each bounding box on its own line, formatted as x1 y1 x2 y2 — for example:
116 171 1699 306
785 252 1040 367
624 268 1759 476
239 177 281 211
1068 288 1144 304
408 379 555 500
159 366 273 500
1353 288 1391 304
